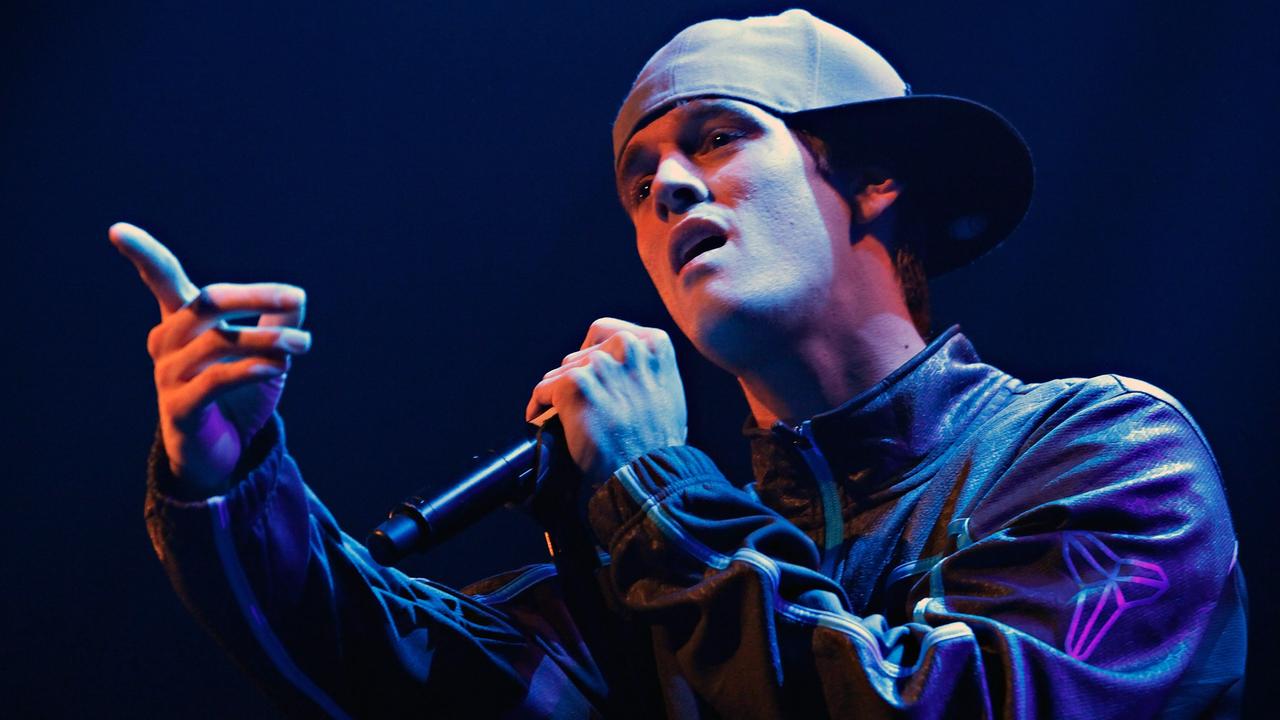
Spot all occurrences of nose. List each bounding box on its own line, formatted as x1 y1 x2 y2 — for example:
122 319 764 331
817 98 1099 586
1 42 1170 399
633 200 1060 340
652 154 709 221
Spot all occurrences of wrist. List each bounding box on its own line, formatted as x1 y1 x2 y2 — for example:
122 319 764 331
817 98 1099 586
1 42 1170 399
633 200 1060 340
165 457 233 500
155 415 282 501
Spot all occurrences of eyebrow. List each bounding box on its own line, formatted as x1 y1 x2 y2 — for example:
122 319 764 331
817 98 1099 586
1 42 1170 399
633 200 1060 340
615 100 759 196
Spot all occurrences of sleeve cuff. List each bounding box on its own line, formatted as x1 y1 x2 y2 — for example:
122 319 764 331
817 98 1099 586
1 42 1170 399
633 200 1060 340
147 414 288 511
586 444 729 548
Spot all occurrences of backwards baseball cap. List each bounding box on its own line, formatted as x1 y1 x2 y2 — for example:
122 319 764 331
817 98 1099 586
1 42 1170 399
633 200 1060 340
612 9 1033 277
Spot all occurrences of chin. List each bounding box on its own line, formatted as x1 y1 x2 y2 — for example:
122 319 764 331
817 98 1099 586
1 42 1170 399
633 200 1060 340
678 285 806 371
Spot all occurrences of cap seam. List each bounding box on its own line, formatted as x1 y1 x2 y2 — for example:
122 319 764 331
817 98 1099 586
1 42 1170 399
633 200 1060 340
808 11 822 107
608 11 1033 276
668 30 686 98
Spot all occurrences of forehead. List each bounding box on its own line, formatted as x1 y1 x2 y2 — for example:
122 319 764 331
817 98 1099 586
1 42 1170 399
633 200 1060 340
615 98 780 178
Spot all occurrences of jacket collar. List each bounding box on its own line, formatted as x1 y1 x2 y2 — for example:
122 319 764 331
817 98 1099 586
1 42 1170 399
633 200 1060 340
743 326 1013 532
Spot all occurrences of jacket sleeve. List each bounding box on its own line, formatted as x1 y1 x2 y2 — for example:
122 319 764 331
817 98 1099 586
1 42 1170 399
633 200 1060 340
583 380 1245 718
145 414 602 718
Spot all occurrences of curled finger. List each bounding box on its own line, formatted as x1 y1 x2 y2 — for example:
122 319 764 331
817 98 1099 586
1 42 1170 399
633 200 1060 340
161 283 307 353
157 325 311 385
580 317 638 350
558 344 600 368
599 330 645 366
258 292 307 330
526 371 566 421
167 356 289 421
526 366 598 422
543 351 592 382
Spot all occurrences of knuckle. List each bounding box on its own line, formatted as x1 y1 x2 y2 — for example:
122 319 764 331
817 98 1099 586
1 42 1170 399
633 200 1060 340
159 392 188 422
611 331 643 361
567 366 593 389
181 380 210 409
145 324 165 359
263 328 289 351
156 351 187 382
180 331 218 365
191 285 220 314
196 362 225 386
212 324 242 348
156 353 185 386
654 331 676 358
269 326 299 347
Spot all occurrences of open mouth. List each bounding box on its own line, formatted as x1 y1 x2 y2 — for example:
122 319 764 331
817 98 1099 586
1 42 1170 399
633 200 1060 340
680 234 727 272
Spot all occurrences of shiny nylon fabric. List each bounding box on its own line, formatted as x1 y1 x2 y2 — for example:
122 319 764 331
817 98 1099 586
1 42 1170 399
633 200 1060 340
145 328 1245 717
585 326 1245 717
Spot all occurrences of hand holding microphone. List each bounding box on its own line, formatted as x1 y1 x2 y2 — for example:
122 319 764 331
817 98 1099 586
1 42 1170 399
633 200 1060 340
525 317 689 485
368 318 689 565
112 223 688 563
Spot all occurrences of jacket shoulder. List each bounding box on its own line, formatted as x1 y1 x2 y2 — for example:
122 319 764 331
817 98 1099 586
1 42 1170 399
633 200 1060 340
1010 373 1216 457
1105 374 1212 443
1014 372 1177 405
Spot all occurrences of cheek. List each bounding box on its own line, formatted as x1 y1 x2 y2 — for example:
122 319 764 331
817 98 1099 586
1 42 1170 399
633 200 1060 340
635 231 678 303
736 145 812 207
634 231 700 334
634 229 663 280
735 156 836 253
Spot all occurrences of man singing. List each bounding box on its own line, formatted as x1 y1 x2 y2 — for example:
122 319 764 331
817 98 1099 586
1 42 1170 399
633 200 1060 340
115 10 1245 717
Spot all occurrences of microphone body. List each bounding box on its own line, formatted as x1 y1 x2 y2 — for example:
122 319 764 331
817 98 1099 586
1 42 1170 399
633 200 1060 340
365 409 558 566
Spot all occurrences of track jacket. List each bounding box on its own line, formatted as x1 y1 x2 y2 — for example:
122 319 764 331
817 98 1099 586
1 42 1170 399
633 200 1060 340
144 326 1247 718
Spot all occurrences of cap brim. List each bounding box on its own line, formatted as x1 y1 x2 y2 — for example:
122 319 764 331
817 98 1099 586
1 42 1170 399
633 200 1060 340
786 95 1033 277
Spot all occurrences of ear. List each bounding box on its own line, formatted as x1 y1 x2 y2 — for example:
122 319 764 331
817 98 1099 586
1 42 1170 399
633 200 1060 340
852 177 902 225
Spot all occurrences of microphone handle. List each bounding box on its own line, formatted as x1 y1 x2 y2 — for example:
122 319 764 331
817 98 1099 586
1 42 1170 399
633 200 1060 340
365 409 558 566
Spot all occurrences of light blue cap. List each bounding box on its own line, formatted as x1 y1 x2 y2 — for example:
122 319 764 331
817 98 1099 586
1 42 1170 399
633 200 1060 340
609 9 1035 277
613 9 908 166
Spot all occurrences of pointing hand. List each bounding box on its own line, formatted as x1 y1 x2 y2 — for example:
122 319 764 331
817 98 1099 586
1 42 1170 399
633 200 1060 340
111 222 310 496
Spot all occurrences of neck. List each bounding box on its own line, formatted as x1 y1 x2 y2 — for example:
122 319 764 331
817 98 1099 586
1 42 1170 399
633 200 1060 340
733 239 926 427
738 312 924 427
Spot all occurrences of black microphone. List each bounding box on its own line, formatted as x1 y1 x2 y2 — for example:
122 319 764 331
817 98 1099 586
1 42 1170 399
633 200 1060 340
364 408 561 566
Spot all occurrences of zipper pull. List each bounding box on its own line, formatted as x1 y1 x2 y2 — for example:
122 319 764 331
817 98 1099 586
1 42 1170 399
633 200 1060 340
771 420 812 448
779 419 844 580
793 421 815 449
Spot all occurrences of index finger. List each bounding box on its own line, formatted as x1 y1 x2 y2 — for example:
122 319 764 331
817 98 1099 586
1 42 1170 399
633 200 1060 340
109 222 200 316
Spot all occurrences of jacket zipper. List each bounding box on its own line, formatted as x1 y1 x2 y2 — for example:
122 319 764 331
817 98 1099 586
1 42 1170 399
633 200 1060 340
774 420 844 580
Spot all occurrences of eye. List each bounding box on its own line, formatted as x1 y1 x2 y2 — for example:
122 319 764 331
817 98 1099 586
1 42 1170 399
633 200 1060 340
633 177 653 204
702 128 744 152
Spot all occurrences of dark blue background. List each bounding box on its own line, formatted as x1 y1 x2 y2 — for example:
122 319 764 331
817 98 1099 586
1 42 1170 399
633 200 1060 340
3 1 1275 715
